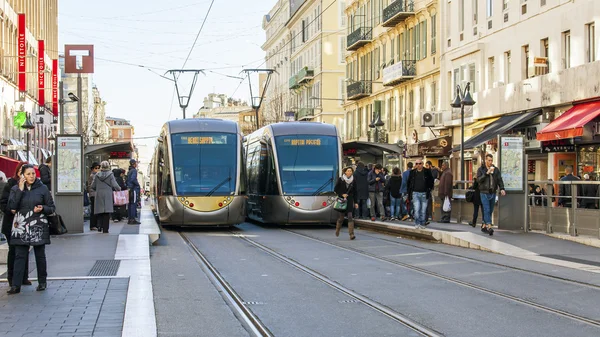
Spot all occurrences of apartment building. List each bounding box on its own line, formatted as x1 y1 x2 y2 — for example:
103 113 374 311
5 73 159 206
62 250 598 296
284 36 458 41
343 0 444 166
287 0 347 127
0 0 59 164
441 0 600 181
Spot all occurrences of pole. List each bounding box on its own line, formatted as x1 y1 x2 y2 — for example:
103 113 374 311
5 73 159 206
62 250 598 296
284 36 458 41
183 106 186 119
460 104 465 182
59 81 64 134
77 74 82 134
255 106 260 130
26 131 30 162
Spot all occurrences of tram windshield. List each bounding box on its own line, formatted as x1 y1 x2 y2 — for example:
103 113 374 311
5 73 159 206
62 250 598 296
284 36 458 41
274 134 339 196
171 132 237 196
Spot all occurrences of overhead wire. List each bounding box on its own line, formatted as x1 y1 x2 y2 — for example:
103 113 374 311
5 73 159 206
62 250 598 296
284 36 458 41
180 0 216 70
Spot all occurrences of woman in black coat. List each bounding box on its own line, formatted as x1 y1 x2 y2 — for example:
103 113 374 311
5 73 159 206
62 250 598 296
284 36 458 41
334 167 358 240
7 164 55 294
0 163 30 287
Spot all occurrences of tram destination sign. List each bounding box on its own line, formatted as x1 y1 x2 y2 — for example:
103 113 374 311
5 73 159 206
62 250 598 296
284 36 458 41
181 135 228 145
282 138 322 146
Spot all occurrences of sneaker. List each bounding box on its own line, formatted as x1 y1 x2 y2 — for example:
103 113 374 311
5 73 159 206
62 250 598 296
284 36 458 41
425 221 430 226
401 215 410 221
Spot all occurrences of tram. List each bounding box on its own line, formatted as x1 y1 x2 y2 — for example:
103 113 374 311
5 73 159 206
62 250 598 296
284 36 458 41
243 122 341 224
150 119 246 226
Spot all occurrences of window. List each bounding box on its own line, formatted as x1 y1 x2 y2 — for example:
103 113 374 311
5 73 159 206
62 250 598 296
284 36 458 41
563 30 571 69
431 82 437 110
469 63 476 91
522 45 530 79
431 15 437 55
503 0 509 11
383 42 387 66
391 38 395 63
541 38 549 58
171 132 238 196
415 23 420 60
374 47 381 78
419 87 425 109
275 135 339 196
587 23 596 63
505 51 511 82
459 0 465 32
473 0 478 24
347 111 353 139
408 90 414 126
390 96 396 131
302 20 307 43
488 57 495 89
357 107 362 137
541 0 546 6
339 78 346 104
340 1 346 27
339 36 346 63
399 95 405 130
422 20 427 59
487 0 494 17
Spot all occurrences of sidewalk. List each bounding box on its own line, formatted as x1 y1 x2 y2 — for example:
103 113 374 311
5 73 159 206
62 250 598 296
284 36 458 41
354 217 600 274
0 208 159 337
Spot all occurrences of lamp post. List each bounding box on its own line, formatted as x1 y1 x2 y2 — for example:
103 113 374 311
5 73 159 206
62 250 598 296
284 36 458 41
450 82 476 181
368 111 385 143
21 113 35 162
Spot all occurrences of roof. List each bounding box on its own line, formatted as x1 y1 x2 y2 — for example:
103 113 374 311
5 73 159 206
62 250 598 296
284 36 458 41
270 122 338 137
84 141 133 155
166 118 239 134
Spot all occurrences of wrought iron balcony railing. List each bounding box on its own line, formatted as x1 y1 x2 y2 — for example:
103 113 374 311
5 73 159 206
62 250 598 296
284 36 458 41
347 27 373 51
382 60 416 86
347 81 373 100
382 0 415 27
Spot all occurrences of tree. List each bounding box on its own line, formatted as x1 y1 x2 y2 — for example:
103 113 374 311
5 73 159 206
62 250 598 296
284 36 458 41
263 85 288 126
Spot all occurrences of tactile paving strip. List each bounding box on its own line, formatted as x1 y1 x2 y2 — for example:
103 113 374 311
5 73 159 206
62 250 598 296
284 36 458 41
88 259 121 276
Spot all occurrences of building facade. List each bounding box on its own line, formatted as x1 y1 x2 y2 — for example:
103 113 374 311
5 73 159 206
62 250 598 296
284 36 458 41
343 0 443 167
0 0 59 165
441 0 600 181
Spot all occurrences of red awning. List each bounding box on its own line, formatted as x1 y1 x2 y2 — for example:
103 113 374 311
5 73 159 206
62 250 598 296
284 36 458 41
0 156 40 178
537 101 600 141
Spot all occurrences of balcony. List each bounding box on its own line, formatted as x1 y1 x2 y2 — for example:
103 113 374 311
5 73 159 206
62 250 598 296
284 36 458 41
382 0 415 27
297 67 314 85
289 75 299 89
347 27 373 51
296 108 314 121
347 81 372 100
382 60 416 86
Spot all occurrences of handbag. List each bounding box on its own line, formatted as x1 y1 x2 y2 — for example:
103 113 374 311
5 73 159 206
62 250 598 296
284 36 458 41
465 190 475 203
443 196 452 212
113 190 129 206
48 213 68 235
333 197 348 212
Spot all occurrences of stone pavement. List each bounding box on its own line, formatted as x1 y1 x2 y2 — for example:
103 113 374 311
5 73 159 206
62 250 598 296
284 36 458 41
0 207 158 337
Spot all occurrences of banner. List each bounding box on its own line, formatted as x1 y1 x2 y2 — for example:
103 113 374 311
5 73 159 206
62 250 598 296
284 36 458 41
18 14 26 95
52 59 58 121
38 40 45 113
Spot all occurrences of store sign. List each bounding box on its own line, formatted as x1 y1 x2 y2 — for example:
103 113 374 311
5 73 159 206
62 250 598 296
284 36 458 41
343 148 358 156
407 136 452 157
18 14 26 98
109 151 132 159
541 140 574 153
64 45 95 74
38 40 45 114
52 59 58 123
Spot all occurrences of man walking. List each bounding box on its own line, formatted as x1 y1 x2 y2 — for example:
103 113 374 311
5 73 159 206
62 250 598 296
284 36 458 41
353 161 369 219
39 157 52 191
437 161 453 223
126 159 141 225
476 154 506 235
367 164 386 221
400 162 413 220
408 159 434 229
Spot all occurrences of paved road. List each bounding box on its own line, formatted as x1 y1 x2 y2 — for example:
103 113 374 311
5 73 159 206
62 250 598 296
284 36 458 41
151 223 600 337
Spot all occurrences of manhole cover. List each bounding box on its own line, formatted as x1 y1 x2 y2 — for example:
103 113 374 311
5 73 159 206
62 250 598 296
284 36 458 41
88 260 121 276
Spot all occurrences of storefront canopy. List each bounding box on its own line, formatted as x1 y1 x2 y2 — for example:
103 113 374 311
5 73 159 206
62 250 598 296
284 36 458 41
84 141 133 156
536 101 600 141
452 109 541 152
343 141 402 156
465 117 500 131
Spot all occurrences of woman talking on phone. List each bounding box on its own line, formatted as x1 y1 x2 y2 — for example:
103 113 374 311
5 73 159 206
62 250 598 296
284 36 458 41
6 164 55 294
476 153 506 236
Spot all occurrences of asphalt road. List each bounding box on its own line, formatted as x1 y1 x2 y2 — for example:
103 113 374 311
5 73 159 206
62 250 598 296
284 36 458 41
150 223 600 337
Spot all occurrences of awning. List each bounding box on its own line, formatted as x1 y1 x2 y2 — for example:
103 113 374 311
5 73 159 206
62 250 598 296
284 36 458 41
466 117 500 131
343 141 402 157
84 141 133 156
536 101 600 141
452 109 541 152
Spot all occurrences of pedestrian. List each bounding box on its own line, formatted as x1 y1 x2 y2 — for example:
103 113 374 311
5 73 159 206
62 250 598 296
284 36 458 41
408 159 434 229
559 166 580 207
425 161 438 222
476 153 506 235
400 162 413 220
334 167 358 240
367 164 386 221
468 179 483 228
39 156 52 191
352 161 369 219
87 162 101 231
6 163 55 294
112 168 127 222
91 161 122 234
126 159 141 225
386 167 403 220
437 161 453 223
382 167 392 217
581 174 597 209
0 163 31 288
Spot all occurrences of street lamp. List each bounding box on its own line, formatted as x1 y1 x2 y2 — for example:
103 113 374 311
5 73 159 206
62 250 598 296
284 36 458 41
368 111 385 143
450 82 476 182
21 113 35 162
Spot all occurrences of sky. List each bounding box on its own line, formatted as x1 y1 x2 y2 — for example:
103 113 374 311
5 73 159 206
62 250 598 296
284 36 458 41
58 0 272 164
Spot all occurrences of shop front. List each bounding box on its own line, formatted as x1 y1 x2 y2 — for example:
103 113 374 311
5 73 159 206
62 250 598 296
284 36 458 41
342 141 403 168
406 136 452 168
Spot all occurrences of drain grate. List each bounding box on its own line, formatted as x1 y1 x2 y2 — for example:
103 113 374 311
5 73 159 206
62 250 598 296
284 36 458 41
243 301 265 305
88 260 121 276
338 299 360 304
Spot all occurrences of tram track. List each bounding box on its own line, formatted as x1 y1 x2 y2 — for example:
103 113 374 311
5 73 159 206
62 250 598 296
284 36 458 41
281 229 600 329
179 232 273 337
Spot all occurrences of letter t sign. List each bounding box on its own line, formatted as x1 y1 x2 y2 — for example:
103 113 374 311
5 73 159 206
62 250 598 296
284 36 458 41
64 45 94 74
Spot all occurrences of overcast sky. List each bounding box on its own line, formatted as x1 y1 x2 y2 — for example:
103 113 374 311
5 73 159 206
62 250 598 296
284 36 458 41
59 0 271 164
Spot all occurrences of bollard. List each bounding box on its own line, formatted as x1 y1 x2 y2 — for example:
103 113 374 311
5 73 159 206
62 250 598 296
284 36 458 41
546 183 553 233
571 184 578 236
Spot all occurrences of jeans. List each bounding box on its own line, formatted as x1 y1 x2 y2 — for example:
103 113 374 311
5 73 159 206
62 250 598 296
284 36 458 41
354 199 369 219
480 193 496 225
411 192 428 226
13 245 46 288
389 196 402 218
400 194 408 216
369 192 385 219
128 190 138 220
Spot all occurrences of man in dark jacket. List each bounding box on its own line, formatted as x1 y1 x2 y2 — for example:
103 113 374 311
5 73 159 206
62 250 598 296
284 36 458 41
126 159 141 224
39 157 52 191
581 174 597 209
353 162 369 219
476 153 506 235
407 159 434 229
367 164 386 221
559 166 580 208
400 162 413 220
437 161 453 223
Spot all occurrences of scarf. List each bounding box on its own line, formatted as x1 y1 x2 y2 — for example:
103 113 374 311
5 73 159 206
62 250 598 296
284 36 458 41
342 175 354 185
